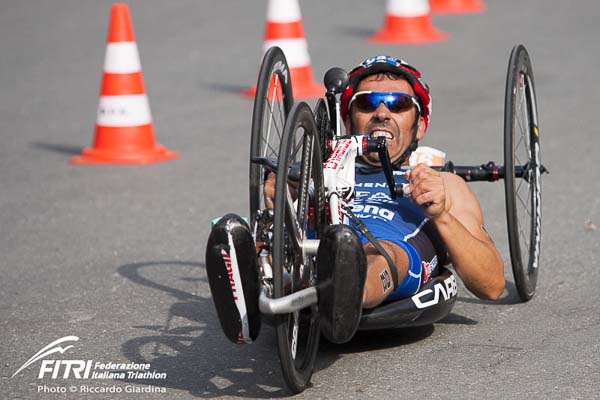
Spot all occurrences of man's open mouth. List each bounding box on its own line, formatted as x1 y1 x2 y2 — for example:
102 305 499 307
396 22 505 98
369 130 393 141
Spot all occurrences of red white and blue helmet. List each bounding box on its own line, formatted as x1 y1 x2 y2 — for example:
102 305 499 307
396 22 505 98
340 55 432 129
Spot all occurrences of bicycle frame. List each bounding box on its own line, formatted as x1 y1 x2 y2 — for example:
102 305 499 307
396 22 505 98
323 135 367 225
256 88 547 316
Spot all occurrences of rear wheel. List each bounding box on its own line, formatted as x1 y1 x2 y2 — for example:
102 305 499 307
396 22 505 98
249 47 293 222
273 102 324 393
504 44 542 302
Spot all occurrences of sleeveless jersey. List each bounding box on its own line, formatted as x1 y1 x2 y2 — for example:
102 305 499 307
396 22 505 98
351 167 445 298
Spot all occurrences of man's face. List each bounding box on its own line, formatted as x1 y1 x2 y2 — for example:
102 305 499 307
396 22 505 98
347 74 425 166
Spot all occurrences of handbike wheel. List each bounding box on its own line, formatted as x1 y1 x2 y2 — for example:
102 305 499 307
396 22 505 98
313 98 333 163
249 47 294 222
273 102 324 393
504 45 542 302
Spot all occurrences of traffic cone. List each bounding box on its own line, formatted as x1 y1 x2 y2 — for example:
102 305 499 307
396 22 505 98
369 0 448 44
71 3 178 165
430 0 485 14
243 0 323 99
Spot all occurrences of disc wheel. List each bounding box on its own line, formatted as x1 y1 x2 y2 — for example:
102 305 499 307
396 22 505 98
504 45 542 302
250 47 294 222
273 102 324 393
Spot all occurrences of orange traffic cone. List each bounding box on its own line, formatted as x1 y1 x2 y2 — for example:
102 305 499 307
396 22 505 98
430 0 485 14
369 0 448 44
71 3 178 165
243 0 323 99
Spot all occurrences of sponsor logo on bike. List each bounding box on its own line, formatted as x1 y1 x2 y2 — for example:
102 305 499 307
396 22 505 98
273 61 289 85
411 274 457 309
221 249 239 301
324 139 352 170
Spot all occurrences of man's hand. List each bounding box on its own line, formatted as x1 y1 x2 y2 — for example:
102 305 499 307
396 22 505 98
403 163 447 220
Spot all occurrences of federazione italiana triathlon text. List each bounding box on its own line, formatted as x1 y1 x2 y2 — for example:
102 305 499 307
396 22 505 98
38 360 167 380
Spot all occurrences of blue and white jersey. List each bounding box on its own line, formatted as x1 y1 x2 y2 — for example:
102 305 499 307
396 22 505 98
353 168 428 242
351 166 445 299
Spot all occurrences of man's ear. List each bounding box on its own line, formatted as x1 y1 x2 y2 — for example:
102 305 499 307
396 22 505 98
416 116 426 141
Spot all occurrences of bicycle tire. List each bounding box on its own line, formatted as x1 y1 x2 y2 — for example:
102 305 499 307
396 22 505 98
504 44 542 302
313 98 333 162
250 47 294 222
273 102 324 393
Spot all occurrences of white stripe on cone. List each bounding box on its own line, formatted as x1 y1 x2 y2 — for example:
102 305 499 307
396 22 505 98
263 38 310 68
387 0 431 17
267 0 302 23
96 95 152 127
103 42 142 73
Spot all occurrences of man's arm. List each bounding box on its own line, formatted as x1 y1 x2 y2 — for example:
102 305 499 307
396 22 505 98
405 164 505 300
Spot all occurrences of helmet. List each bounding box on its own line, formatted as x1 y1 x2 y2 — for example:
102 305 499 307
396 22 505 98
340 55 432 129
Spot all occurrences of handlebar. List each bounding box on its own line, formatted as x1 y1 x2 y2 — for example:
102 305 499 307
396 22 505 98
253 136 548 200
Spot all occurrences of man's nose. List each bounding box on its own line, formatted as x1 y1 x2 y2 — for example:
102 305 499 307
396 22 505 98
373 102 391 121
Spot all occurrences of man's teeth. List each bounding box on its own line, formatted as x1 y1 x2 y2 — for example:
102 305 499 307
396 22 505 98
371 131 393 139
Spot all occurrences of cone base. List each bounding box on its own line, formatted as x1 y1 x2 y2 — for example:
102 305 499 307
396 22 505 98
70 145 179 165
430 0 485 14
369 16 448 44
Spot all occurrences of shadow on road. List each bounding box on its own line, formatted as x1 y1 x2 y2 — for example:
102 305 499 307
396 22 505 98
438 312 478 325
116 260 338 398
30 141 83 156
456 280 523 305
321 325 435 357
116 261 481 397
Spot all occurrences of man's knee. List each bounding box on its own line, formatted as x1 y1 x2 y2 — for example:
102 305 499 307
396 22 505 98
362 241 410 308
364 241 410 279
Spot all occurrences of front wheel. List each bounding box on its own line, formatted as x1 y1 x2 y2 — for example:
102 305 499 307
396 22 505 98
504 44 542 302
249 47 294 223
272 102 324 393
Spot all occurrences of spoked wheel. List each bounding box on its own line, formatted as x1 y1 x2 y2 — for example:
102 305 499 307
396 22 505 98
273 102 325 393
249 46 294 222
313 98 333 162
504 45 542 302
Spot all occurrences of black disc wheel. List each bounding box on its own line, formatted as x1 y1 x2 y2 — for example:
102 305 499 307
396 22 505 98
504 45 542 302
250 47 294 222
272 102 325 393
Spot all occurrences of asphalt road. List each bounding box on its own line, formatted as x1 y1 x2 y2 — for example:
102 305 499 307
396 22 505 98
1 1 599 399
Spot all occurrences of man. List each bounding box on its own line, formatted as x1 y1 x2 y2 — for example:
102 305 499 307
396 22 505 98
312 56 504 343
205 55 504 346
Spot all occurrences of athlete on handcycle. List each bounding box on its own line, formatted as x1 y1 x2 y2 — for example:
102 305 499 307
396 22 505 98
209 55 505 345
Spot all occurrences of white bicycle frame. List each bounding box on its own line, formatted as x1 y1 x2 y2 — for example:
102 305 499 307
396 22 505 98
258 97 378 315
323 135 370 225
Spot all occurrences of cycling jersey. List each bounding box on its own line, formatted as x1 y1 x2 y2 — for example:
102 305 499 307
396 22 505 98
351 167 446 301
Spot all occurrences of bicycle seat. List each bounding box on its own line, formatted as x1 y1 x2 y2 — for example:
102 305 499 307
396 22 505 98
358 267 457 330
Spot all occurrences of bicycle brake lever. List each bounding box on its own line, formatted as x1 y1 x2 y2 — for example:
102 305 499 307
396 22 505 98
251 157 300 182
252 156 277 172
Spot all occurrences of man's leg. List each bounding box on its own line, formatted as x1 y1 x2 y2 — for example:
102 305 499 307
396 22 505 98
362 241 410 309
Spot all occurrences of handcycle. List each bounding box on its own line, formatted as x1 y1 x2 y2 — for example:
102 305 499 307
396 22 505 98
207 44 546 393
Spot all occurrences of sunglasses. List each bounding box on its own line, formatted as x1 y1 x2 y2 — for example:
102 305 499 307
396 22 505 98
348 91 421 114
